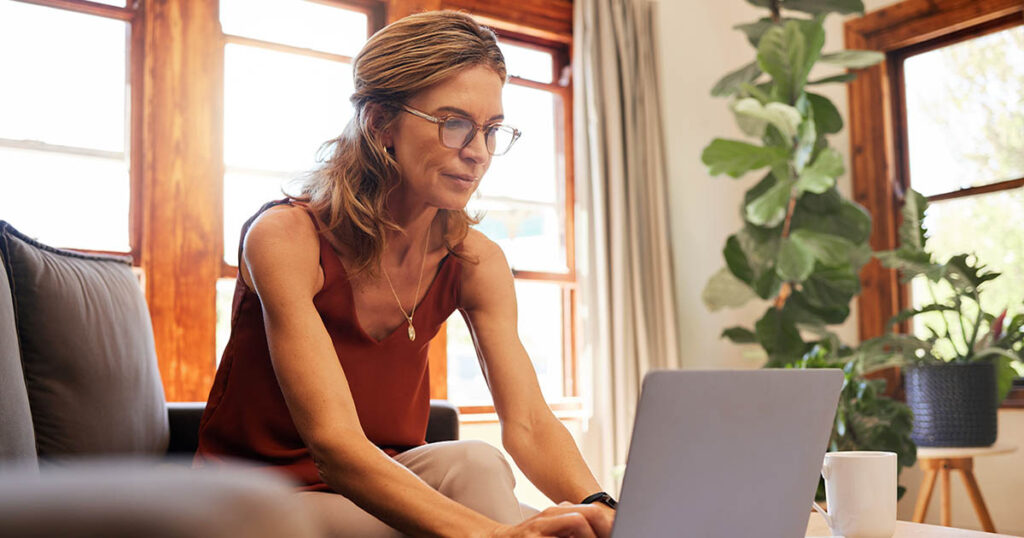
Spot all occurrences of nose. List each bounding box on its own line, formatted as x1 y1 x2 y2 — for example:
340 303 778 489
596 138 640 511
460 128 490 164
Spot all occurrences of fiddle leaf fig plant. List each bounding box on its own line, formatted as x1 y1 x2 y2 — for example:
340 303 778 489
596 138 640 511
700 0 882 365
699 0 916 498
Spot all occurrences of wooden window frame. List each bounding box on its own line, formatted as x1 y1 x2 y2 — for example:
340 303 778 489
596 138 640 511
845 0 1024 408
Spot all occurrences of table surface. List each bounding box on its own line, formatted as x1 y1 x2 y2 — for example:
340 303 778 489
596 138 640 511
806 513 1018 537
916 444 1017 459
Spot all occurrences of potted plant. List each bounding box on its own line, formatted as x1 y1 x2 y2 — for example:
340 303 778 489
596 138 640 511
699 0 916 497
857 189 1024 447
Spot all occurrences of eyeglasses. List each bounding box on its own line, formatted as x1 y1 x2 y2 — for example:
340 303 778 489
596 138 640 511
397 104 522 156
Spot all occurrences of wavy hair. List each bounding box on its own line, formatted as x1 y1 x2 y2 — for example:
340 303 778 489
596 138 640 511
298 10 506 276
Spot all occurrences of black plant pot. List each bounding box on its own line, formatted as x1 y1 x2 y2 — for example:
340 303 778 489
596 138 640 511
905 362 997 447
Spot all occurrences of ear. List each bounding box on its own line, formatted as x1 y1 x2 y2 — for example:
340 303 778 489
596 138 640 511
365 103 394 148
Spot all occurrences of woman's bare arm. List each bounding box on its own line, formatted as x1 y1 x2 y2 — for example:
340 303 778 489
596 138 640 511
458 230 612 520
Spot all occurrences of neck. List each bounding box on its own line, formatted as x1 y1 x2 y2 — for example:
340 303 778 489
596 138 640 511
385 207 440 265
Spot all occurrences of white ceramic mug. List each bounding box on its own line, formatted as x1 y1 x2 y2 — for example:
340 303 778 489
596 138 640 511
812 451 897 538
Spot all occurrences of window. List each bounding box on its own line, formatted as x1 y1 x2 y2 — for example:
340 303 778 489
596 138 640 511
901 25 1024 363
445 38 578 410
846 0 1024 405
215 0 373 362
0 0 136 254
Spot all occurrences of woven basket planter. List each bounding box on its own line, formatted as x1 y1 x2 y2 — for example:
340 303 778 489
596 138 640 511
905 361 997 447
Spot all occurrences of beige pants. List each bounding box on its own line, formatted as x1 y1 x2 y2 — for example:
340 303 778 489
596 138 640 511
299 440 526 537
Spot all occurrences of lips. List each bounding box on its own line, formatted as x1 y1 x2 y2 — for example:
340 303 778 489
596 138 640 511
443 173 478 183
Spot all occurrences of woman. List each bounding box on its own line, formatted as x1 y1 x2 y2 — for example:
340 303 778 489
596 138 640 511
196 11 614 537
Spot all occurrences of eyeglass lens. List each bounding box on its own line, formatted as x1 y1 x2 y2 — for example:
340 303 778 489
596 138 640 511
440 117 517 155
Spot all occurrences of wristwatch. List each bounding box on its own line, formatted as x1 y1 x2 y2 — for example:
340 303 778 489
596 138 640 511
581 491 618 509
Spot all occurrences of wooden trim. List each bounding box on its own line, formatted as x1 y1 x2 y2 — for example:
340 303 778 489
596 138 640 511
927 177 1024 203
223 34 356 64
15 0 133 20
507 75 561 92
140 0 222 402
511 270 576 283
845 0 1024 340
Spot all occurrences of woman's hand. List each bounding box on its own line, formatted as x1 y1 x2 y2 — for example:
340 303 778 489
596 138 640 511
489 503 614 538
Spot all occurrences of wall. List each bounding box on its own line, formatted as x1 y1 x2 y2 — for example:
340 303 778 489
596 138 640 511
656 0 1024 534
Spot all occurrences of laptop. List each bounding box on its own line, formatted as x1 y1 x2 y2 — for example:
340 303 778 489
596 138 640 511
611 369 844 537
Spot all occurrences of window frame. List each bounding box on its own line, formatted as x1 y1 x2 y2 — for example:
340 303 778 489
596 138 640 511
846 0 1024 407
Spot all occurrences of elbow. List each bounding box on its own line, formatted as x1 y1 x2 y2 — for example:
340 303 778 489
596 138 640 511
305 429 375 492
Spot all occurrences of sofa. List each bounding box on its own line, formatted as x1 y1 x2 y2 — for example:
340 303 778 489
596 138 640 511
0 220 460 537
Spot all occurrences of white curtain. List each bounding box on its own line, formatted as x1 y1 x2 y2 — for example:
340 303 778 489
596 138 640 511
574 0 680 490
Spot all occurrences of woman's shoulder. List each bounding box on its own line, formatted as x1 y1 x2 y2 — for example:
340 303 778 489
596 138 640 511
246 203 320 249
457 228 505 266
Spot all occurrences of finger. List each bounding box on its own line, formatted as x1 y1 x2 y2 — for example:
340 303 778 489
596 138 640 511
528 512 597 538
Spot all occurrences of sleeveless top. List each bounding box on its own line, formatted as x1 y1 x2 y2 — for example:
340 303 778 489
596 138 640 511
194 199 463 492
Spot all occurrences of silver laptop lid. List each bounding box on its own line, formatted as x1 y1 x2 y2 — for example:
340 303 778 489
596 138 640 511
612 369 844 538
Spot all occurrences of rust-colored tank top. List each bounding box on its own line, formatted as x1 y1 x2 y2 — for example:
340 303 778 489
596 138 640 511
194 199 462 491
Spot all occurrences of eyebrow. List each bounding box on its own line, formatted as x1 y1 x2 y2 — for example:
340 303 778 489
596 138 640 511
434 106 504 122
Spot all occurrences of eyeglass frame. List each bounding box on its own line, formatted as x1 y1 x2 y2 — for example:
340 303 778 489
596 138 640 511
395 103 522 156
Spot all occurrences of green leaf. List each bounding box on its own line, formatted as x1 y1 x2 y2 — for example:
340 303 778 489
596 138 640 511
876 248 944 283
887 304 959 327
945 254 1001 294
900 189 929 252
807 92 843 134
745 176 793 227
993 355 1019 403
711 61 763 97
734 18 778 48
820 50 885 68
803 265 860 309
791 195 872 244
722 326 758 343
757 20 825 104
777 236 815 282
702 267 758 311
793 114 816 174
808 73 857 85
756 308 806 365
701 139 788 178
724 234 756 285
790 229 857 266
746 0 866 15
795 148 844 193
786 290 850 325
732 98 803 139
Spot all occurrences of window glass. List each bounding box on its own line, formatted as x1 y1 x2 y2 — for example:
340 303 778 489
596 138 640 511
0 147 130 251
910 189 1024 358
447 280 565 404
224 44 354 173
220 0 368 57
215 277 237 365
222 171 299 266
498 41 554 83
476 85 567 273
905 26 1024 196
0 2 130 252
0 1 127 152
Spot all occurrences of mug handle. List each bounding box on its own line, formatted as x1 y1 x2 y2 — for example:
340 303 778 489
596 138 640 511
812 461 832 529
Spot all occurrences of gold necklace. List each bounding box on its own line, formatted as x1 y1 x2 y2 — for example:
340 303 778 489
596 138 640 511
381 225 431 342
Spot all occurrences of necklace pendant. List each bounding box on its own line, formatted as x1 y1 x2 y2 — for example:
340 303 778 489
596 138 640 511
408 323 416 342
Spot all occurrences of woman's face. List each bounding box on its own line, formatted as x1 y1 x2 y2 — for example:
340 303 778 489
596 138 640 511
385 64 505 211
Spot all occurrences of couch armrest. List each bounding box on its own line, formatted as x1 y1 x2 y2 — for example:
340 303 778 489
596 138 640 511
426 400 459 443
166 401 205 456
0 461 320 537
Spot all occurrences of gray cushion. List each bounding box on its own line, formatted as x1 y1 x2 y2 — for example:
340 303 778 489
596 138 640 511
0 222 168 459
0 460 321 537
0 248 38 471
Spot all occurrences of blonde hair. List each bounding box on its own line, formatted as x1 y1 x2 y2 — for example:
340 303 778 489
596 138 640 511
299 10 506 276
